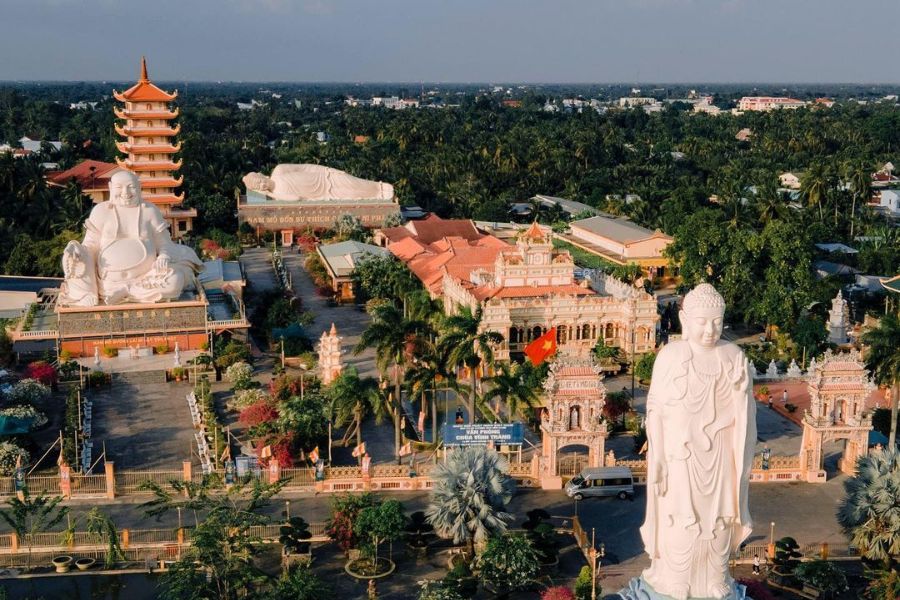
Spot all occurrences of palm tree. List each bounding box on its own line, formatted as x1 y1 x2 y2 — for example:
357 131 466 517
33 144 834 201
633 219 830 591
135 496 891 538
845 161 872 239
355 302 427 461
861 313 900 448
800 165 828 222
404 342 461 443
326 367 386 463
483 361 540 423
837 449 900 568
437 305 504 424
425 446 514 559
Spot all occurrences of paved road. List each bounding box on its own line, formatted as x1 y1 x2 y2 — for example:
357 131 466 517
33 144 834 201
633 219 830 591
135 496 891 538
3 475 850 596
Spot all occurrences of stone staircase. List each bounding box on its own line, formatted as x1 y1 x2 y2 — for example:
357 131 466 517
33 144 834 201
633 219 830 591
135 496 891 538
112 369 168 385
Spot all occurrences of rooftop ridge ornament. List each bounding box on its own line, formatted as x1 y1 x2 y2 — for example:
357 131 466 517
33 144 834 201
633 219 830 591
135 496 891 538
140 56 149 82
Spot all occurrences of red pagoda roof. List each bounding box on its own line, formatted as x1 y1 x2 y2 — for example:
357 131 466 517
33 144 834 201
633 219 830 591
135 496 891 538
113 57 177 103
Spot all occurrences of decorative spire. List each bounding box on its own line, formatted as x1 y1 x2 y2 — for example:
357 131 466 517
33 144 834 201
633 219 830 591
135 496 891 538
523 221 544 240
140 56 149 82
330 322 338 336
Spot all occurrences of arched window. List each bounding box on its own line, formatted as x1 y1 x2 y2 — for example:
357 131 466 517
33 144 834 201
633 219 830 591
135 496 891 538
605 323 614 338
532 326 543 341
582 324 591 340
509 327 519 344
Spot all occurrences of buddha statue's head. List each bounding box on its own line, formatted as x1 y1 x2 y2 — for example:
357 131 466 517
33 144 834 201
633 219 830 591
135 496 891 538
109 171 142 207
680 283 726 350
243 172 274 193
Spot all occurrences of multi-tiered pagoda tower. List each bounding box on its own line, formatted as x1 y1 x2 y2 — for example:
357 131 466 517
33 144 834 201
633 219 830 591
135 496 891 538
113 57 195 237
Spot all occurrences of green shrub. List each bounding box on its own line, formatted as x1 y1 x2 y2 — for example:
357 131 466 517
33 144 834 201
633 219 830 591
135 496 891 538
476 533 540 595
794 560 848 593
574 565 598 600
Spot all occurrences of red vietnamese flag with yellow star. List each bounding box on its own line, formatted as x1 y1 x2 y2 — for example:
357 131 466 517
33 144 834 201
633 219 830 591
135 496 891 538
524 328 557 366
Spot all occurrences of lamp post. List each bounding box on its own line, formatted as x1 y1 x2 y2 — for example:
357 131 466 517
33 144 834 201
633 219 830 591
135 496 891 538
630 299 637 404
768 521 776 561
298 362 308 401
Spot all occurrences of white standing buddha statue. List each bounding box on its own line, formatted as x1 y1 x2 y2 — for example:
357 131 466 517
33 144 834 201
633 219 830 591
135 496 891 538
59 171 202 306
620 283 756 600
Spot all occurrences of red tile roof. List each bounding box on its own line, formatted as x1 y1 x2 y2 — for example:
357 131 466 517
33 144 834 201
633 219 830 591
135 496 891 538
46 160 119 189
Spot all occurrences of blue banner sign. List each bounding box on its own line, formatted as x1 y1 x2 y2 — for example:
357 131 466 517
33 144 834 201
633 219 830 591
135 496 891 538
443 423 525 446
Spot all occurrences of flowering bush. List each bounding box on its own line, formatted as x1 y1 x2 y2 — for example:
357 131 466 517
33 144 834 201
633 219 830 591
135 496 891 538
541 587 575 600
7 379 50 405
326 493 378 552
25 361 57 386
295 233 318 252
0 405 48 429
228 388 268 411
0 442 29 476
224 361 254 390
239 400 279 428
199 239 238 261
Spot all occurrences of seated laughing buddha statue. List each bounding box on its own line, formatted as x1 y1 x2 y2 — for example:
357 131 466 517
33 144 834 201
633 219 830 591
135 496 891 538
59 170 202 306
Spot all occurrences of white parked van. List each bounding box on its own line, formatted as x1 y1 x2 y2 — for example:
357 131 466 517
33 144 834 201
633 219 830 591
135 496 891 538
564 466 634 501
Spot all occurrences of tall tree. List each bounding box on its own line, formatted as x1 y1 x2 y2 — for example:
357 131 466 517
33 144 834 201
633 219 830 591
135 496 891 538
483 361 541 423
355 302 427 460
437 305 504 424
861 313 900 448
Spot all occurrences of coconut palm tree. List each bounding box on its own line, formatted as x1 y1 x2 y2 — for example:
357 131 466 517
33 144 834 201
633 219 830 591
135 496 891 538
404 342 461 443
861 312 900 448
355 302 427 461
800 165 828 222
326 367 386 463
837 449 900 568
845 161 872 239
425 446 514 559
483 361 540 423
437 305 504 424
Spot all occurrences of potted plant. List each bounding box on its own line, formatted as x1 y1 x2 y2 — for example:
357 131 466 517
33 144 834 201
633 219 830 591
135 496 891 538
279 516 313 566
172 367 186 382
101 346 118 358
770 536 802 585
52 555 73 573
522 509 559 571
346 499 406 580
155 343 170 355
404 510 434 558
75 557 95 571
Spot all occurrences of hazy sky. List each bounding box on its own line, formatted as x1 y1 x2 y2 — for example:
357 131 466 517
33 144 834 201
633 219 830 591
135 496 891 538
1 0 898 83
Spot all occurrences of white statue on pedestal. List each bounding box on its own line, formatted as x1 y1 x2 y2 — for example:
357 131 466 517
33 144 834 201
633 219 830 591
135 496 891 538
59 171 202 306
621 283 755 600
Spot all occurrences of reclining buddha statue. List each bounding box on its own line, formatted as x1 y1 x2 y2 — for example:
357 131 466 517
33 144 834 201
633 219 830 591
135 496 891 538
59 170 203 306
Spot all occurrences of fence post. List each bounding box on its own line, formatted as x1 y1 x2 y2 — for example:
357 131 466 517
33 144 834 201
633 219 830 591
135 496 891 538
177 528 184 545
122 528 130 550
183 460 192 487
104 461 115 500
9 533 17 552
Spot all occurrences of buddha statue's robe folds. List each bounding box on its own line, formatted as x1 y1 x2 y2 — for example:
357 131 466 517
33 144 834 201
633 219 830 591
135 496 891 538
621 283 756 600
59 171 202 306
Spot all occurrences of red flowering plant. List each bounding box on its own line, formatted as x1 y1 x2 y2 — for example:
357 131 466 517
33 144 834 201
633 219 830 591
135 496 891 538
325 493 378 553
295 233 318 253
541 587 575 600
268 375 303 402
239 399 280 438
25 361 57 386
255 431 296 468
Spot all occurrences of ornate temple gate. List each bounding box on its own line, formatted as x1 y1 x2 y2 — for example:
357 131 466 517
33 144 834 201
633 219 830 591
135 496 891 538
800 350 875 482
538 355 608 488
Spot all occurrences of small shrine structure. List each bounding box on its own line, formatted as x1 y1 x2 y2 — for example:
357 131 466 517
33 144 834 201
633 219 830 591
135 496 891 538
800 349 875 482
539 354 608 489
114 57 195 236
827 290 851 345
317 323 343 385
